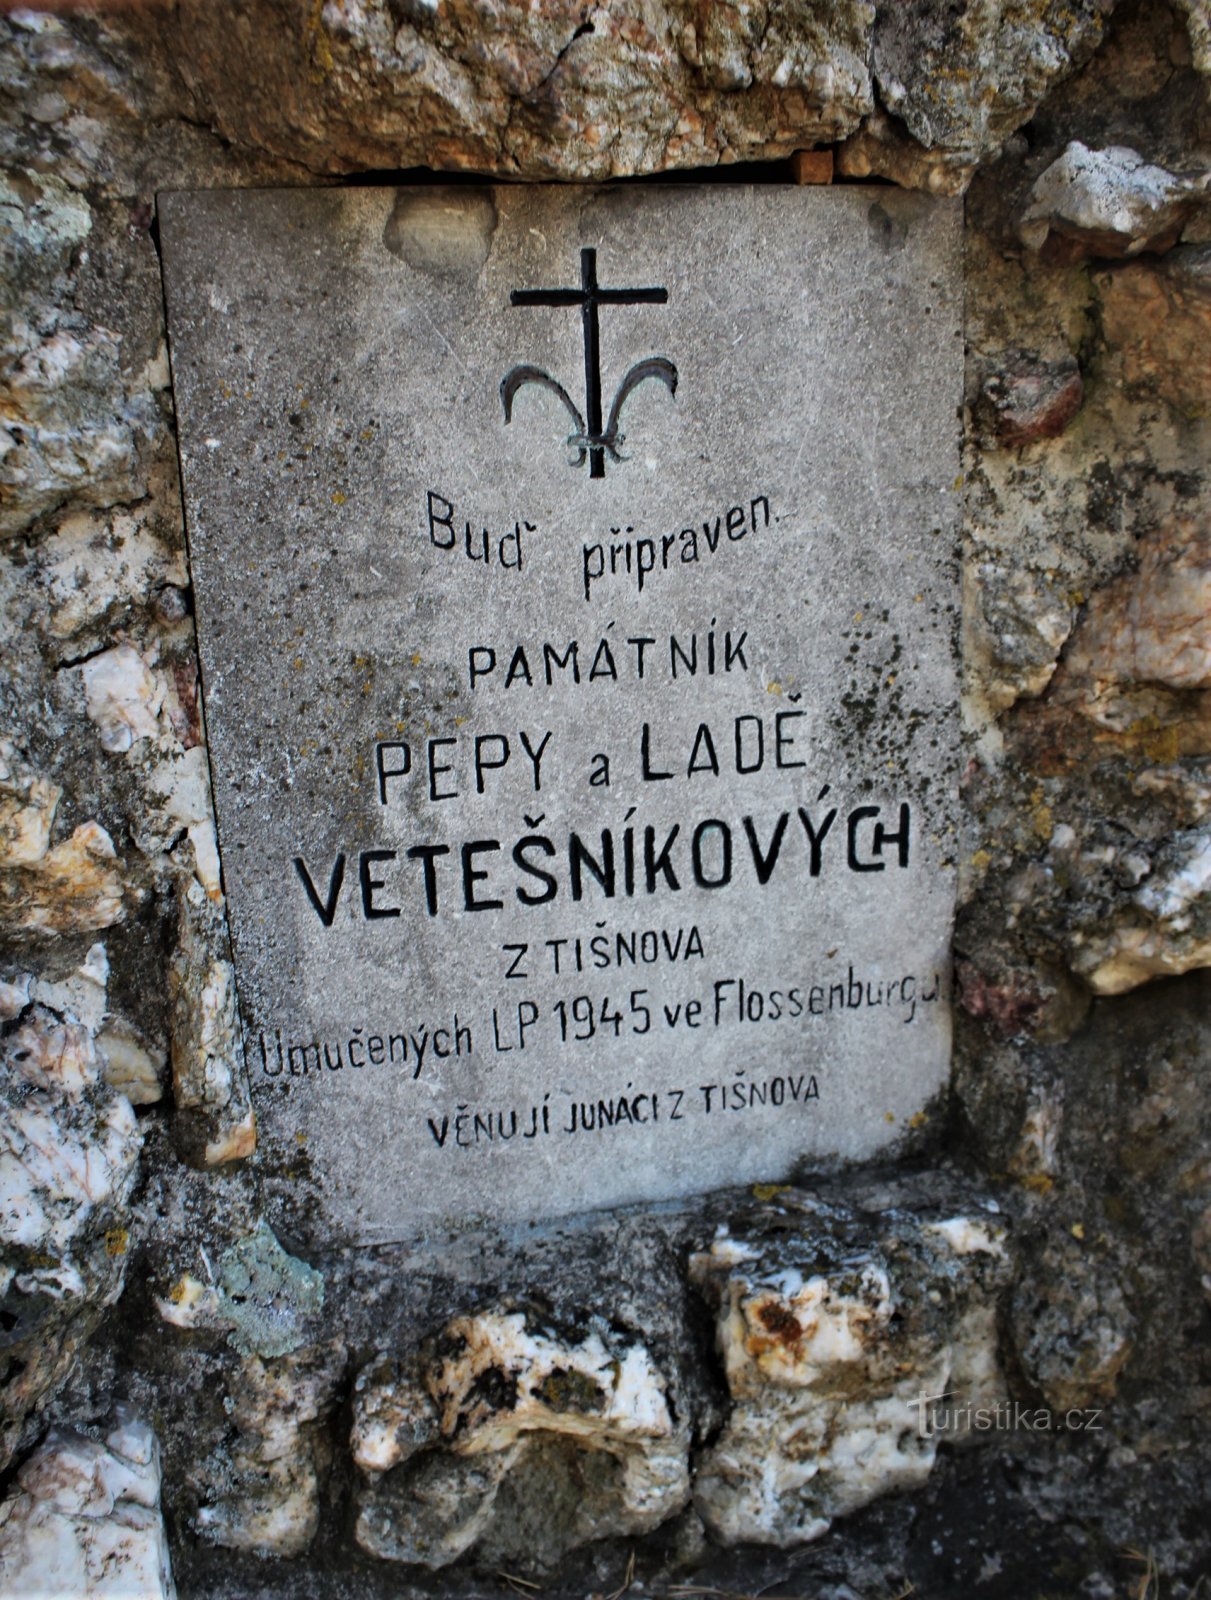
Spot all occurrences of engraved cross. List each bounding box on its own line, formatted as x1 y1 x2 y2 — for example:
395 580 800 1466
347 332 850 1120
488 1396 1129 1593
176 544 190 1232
510 247 669 478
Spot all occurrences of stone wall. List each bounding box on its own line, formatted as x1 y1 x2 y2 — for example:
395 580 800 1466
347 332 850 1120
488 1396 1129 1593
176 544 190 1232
1 2 1209 1595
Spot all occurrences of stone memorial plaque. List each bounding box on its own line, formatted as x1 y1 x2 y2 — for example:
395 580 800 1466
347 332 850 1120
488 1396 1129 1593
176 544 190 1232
159 184 962 1243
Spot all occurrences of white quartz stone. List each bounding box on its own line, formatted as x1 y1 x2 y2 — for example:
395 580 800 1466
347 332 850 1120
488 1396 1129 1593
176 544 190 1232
0 1416 175 1600
81 646 164 755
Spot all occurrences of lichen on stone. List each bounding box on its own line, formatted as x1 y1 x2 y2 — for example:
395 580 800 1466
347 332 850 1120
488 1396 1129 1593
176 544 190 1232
214 1221 324 1360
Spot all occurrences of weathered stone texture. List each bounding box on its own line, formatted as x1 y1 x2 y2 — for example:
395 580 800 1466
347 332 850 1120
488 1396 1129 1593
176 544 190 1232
689 1194 1008 1546
2 0 1211 1593
0 949 142 1473
1176 0 1211 75
955 971 1211 1498
1097 244 1211 411
0 1412 176 1599
353 1307 691 1568
156 1220 325 1361
10 0 1119 192
842 0 1116 191
1060 517 1211 703
192 1346 345 1558
973 349 1085 447
1020 140 1209 257
160 0 873 178
168 880 255 1168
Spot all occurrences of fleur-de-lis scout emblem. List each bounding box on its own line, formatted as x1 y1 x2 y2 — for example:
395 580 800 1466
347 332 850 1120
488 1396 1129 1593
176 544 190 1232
501 247 677 479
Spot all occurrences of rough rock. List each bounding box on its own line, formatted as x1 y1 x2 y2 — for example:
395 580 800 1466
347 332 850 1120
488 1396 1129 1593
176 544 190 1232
838 109 981 195
1011 1239 1135 1410
120 0 1113 190
0 1412 175 1599
1175 0 1211 78
27 945 109 1040
1005 1088 1064 1182
1096 245 1211 413
1057 517 1211 719
689 1190 1009 1546
0 740 126 936
970 805 1211 1002
352 1304 691 1570
957 956 1088 1042
150 1225 335 1556
0 821 126 938
192 1346 344 1558
81 646 164 757
0 165 153 542
1192 1199 1211 1301
969 505 1211 997
839 0 1115 192
77 643 219 892
1133 759 1211 820
94 1021 166 1107
167 877 255 1167
161 0 874 180
1059 823 1211 993
973 350 1085 447
1080 559 1211 695
0 168 91 294
0 737 59 867
1020 142 1209 259
965 563 1077 711
0 317 149 543
0 960 141 1471
37 508 186 661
